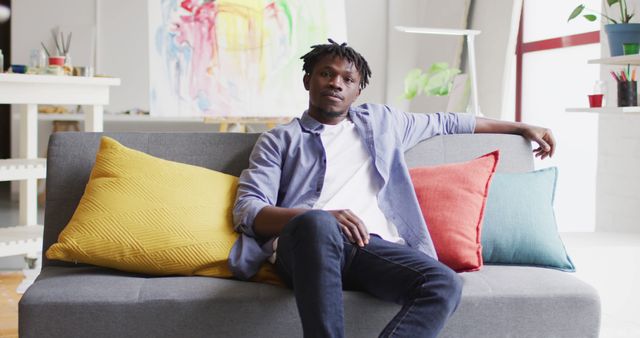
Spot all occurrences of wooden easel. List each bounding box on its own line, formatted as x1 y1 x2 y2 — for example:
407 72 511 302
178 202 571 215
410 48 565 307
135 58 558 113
203 116 293 132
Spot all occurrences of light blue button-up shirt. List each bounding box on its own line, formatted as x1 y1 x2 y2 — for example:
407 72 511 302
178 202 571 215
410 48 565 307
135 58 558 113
229 103 476 279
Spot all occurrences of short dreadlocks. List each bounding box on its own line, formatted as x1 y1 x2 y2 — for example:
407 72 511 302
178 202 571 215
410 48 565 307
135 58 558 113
300 39 372 90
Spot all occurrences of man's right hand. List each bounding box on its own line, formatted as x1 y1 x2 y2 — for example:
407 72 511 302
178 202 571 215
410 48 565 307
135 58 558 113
328 209 370 247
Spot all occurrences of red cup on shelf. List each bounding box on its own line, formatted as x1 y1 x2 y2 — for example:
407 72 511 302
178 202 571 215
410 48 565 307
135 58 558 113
48 56 65 66
588 94 603 108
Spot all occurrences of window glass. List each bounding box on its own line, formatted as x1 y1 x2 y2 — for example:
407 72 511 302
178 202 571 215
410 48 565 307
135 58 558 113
524 0 600 42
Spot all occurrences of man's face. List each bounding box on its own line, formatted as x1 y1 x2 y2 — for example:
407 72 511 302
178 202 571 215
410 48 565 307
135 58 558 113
304 55 362 123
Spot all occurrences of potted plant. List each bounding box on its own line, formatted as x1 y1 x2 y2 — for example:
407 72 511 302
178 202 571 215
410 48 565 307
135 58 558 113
568 0 640 56
402 62 460 100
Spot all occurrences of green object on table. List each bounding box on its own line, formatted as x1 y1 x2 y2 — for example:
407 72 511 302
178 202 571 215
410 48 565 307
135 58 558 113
623 42 640 55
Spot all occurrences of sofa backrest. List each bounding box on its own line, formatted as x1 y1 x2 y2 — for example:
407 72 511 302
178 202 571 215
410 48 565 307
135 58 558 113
42 132 533 267
404 133 533 172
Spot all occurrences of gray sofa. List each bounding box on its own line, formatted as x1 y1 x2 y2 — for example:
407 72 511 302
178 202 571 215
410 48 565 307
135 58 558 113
20 132 601 338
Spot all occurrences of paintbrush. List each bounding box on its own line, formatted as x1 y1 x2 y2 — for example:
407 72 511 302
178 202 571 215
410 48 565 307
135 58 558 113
51 30 62 55
66 32 72 54
40 42 51 57
60 31 65 54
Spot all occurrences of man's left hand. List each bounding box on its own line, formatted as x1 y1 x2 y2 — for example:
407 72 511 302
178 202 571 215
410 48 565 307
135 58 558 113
521 125 555 160
474 117 555 160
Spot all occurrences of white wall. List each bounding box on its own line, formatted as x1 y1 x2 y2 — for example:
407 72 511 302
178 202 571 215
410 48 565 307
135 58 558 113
467 0 522 119
386 0 469 113
345 0 388 106
10 0 391 117
519 0 602 232
96 0 149 113
10 0 149 114
11 0 96 69
597 115 640 232
9 0 521 158
10 0 518 116
10 0 99 169
10 0 520 200
596 0 640 233
523 44 600 232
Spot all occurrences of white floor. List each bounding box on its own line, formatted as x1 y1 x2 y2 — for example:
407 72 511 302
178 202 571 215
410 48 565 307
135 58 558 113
561 232 640 338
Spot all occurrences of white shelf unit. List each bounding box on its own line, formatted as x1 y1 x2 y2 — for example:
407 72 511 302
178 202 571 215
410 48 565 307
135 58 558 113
565 107 640 114
0 226 44 257
567 55 640 114
0 73 120 259
0 159 46 182
588 55 640 65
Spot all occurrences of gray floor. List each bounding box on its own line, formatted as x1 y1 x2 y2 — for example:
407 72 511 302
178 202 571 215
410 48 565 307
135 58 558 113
0 181 45 270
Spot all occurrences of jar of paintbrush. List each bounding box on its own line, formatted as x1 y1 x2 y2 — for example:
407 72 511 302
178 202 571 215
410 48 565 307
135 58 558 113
41 30 73 75
611 68 638 107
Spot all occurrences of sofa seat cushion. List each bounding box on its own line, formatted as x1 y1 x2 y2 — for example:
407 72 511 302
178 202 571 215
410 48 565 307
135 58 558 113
20 266 600 338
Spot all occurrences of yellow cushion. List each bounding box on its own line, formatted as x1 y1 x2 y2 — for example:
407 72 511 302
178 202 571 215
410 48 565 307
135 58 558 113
46 136 240 277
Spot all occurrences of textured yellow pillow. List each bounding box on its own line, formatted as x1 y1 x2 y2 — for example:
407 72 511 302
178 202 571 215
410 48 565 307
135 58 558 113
46 136 240 277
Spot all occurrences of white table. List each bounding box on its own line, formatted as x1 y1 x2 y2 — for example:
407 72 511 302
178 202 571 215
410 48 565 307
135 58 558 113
0 73 120 259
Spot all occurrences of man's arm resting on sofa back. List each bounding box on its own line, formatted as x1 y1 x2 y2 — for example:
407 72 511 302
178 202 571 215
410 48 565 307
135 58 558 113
474 117 555 160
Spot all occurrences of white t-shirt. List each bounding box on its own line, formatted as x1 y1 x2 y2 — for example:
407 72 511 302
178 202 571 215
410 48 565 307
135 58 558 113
269 118 404 263
314 119 405 244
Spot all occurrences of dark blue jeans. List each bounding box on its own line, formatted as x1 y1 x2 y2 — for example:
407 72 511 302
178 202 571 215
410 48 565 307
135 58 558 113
274 210 463 338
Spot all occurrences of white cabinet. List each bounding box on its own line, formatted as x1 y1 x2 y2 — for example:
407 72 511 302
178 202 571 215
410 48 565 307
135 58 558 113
0 73 120 259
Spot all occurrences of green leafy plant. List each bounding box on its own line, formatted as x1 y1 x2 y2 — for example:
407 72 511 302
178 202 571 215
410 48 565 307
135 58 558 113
403 62 460 100
568 0 634 24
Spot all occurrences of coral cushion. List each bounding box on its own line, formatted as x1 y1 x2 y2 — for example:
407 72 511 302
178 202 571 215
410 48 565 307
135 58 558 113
410 151 499 272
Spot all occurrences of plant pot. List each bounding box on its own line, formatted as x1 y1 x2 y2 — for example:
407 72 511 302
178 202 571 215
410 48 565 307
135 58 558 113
604 23 640 56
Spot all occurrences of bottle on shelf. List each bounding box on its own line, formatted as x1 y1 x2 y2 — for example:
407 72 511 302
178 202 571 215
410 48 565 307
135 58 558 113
28 49 47 75
593 80 608 107
63 53 73 76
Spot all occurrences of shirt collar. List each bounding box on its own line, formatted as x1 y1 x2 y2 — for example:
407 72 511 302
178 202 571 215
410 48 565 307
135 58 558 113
299 110 324 134
299 105 368 134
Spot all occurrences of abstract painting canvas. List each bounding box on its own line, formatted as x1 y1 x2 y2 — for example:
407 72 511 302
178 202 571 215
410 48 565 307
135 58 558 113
149 0 347 117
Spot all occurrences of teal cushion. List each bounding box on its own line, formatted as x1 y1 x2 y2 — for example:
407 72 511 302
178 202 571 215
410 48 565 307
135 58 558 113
481 167 575 271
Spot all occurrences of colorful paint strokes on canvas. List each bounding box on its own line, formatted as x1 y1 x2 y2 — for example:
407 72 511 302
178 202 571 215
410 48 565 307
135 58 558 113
149 0 347 117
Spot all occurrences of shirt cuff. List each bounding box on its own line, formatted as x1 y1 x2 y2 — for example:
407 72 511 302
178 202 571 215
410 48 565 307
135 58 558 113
455 113 477 134
234 199 270 238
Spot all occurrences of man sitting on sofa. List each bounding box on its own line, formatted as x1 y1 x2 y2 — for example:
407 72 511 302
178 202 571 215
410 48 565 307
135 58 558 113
230 39 555 338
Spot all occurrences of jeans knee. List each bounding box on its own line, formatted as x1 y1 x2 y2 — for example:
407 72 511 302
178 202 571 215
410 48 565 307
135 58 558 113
447 271 463 305
418 264 463 312
284 210 341 244
436 267 463 311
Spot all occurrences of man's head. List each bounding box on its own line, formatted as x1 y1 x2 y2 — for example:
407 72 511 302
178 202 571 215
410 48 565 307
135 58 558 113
300 39 372 124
